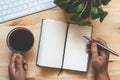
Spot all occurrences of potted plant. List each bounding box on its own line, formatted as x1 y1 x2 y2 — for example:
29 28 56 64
54 0 111 26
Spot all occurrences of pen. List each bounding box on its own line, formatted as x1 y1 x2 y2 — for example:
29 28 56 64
83 35 119 57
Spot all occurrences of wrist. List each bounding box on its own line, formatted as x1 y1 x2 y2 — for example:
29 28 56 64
95 71 110 80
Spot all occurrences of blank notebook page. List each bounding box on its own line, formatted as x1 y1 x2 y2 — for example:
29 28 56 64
37 19 68 68
63 24 92 71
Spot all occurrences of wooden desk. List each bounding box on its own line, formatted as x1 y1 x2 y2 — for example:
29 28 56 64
0 0 120 80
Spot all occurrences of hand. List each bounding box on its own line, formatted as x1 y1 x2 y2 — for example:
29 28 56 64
87 37 110 80
8 54 28 80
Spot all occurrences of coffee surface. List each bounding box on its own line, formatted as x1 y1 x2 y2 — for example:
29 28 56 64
9 29 34 52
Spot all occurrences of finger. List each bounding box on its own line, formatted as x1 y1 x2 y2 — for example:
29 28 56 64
86 41 91 49
100 50 109 58
9 53 17 72
10 53 17 64
92 37 109 58
86 41 91 53
23 59 28 70
16 54 24 71
92 37 107 47
91 42 99 58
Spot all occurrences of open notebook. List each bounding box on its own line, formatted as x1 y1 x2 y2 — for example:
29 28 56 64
36 19 92 72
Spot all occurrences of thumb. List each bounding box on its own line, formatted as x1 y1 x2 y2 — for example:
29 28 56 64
16 54 24 71
91 42 98 58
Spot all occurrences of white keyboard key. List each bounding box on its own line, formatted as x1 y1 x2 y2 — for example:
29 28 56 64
4 0 9 3
0 0 5 5
3 10 29 21
12 8 18 12
46 2 53 8
13 2 19 7
29 0 35 2
0 17 3 22
29 7 37 13
40 4 47 10
2 5 8 10
38 0 44 4
32 1 38 6
36 6 41 11
0 13 2 16
8 3 13 8
44 0 52 3
1 11 7 15
10 0 15 1
47 0 54 2
0 6 2 11
17 6 23 11
22 4 28 9
24 0 29 3
28 3 34 8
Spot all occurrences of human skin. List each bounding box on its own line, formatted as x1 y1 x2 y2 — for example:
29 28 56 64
87 37 110 80
8 54 28 80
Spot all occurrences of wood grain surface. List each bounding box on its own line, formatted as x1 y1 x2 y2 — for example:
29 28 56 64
0 0 120 80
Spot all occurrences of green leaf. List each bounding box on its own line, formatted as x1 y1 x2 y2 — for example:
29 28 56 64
91 7 100 19
98 8 104 16
100 11 108 22
91 7 105 19
69 0 81 13
69 0 84 13
54 0 110 25
54 0 74 13
93 0 102 7
81 1 91 19
79 21 91 26
74 3 84 13
101 0 111 5
70 14 83 22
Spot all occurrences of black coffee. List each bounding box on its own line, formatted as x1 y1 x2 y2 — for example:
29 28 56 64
8 28 34 53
